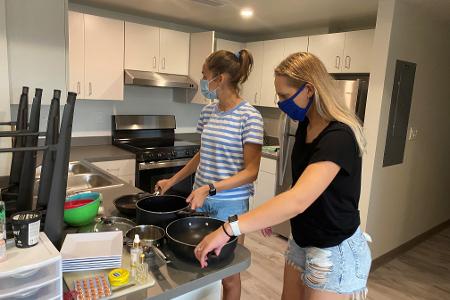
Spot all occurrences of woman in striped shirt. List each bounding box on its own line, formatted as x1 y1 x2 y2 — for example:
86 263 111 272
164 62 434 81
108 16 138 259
156 49 264 300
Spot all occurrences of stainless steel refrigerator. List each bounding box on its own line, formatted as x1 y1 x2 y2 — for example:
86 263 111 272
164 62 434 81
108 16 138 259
272 74 370 238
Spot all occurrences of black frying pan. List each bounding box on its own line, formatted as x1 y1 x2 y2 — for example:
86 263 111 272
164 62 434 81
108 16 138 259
114 192 152 216
165 217 238 264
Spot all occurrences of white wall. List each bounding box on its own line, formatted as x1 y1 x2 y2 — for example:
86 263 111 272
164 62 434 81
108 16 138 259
10 85 203 137
362 0 450 258
0 0 11 176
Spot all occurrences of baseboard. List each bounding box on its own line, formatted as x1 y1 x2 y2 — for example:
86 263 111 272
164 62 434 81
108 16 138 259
371 219 450 271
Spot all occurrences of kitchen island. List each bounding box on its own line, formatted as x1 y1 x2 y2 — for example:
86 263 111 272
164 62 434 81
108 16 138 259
63 160 251 300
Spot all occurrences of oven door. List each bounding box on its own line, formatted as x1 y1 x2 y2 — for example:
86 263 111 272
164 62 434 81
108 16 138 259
137 158 194 197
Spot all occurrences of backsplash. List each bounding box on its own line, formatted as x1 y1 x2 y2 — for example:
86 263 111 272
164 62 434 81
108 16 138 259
10 86 204 137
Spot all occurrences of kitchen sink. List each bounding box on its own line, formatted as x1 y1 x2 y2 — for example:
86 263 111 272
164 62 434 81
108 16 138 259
68 162 91 175
36 161 91 179
66 173 123 194
34 161 124 197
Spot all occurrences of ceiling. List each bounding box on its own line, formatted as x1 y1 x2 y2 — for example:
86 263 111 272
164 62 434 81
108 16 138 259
70 0 379 37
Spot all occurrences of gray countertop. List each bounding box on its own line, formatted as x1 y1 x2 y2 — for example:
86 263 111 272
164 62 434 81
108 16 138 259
63 161 251 300
69 145 135 163
262 151 278 160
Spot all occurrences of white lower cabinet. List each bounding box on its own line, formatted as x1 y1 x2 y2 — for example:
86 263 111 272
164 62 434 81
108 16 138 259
92 159 136 186
252 157 277 210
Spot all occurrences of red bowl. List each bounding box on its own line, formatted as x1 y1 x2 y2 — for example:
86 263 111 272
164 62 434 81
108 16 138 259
64 199 95 210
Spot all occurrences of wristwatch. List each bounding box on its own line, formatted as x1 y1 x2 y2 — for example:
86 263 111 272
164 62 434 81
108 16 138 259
228 214 241 236
208 183 216 196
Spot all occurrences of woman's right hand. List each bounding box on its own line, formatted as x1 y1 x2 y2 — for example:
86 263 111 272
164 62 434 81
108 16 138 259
155 178 173 195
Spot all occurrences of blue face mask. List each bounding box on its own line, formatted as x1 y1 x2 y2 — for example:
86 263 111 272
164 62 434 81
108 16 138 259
200 76 218 100
277 84 313 121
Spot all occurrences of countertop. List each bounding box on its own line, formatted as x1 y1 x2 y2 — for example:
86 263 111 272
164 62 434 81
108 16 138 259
63 161 251 299
69 145 135 163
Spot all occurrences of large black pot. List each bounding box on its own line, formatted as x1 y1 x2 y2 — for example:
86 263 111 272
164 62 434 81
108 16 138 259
165 217 238 264
136 194 204 227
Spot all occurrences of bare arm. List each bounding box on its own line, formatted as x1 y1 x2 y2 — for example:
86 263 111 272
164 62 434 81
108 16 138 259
187 143 262 209
169 152 200 186
215 143 262 192
194 161 342 267
237 161 340 233
155 152 200 194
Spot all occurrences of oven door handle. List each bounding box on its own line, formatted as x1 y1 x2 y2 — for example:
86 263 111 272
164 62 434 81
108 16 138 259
139 158 191 170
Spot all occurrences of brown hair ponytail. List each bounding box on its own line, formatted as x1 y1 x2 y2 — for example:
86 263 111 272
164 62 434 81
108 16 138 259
205 49 253 93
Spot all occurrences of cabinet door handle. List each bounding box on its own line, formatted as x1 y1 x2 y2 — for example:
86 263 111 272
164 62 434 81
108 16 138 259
153 56 157 69
89 82 92 96
254 92 258 104
273 93 278 105
345 56 351 69
162 58 166 70
335 56 341 69
76 81 80 94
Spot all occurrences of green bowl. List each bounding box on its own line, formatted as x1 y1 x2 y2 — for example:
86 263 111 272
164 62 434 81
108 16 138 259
64 192 102 226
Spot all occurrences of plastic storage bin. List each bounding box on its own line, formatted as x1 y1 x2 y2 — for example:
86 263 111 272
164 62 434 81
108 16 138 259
0 233 62 299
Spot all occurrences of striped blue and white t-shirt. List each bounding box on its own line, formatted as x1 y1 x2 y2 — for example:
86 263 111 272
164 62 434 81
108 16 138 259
194 101 264 201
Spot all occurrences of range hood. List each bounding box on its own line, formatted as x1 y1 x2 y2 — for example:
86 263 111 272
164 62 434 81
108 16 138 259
124 69 197 89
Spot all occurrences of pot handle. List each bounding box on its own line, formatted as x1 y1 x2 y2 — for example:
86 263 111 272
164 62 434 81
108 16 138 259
152 245 171 264
175 209 208 217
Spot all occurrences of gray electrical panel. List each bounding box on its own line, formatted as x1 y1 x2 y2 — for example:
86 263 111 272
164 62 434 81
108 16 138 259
383 60 416 167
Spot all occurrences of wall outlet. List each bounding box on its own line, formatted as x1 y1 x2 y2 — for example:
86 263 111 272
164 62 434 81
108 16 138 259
408 127 419 141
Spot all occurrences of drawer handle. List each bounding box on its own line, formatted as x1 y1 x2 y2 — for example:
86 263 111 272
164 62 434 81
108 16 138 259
345 55 351 69
11 268 40 278
15 286 41 298
335 56 341 69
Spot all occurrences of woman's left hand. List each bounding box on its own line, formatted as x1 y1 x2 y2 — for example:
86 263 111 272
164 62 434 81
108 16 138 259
186 185 209 210
195 228 230 268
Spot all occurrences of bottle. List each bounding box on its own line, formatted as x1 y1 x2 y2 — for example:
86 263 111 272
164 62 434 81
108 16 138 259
130 234 142 278
0 198 6 261
136 253 148 284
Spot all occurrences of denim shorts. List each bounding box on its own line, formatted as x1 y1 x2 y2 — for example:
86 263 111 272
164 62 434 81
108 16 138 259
285 227 371 298
196 197 249 221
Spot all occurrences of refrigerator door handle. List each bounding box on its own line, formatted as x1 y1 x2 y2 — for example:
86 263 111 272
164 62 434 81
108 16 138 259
277 113 289 187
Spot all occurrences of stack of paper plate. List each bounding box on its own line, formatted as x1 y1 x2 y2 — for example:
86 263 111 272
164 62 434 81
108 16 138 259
61 232 123 272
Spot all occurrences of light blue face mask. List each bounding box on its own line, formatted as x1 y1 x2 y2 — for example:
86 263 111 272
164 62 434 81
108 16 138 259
200 76 218 100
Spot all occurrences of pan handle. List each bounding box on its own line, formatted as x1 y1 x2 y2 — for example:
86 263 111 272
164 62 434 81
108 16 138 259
151 245 171 264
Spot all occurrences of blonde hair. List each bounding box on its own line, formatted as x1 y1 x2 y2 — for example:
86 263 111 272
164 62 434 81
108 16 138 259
275 52 366 155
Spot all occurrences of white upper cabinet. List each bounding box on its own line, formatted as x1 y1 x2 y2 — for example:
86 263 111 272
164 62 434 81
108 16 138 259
6 0 67 104
342 29 374 73
68 11 85 98
68 13 124 100
260 39 285 108
84 14 124 100
124 22 159 72
308 30 374 73
308 32 346 73
215 38 245 53
189 31 215 105
242 41 263 106
159 28 190 75
283 36 309 57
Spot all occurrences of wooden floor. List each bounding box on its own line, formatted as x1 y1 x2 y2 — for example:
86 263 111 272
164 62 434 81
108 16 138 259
241 226 450 300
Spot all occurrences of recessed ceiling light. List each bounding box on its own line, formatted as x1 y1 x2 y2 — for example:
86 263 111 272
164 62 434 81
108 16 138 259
240 8 254 18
